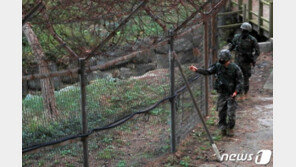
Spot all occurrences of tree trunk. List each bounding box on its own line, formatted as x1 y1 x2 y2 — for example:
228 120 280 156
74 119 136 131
23 22 59 116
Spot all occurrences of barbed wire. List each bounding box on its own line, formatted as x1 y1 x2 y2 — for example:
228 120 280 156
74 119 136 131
23 0 215 72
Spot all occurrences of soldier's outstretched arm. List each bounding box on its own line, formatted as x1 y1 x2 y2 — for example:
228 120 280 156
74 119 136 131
195 64 217 76
235 65 244 94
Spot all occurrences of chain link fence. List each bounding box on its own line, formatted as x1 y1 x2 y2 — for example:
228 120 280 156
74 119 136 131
22 0 226 166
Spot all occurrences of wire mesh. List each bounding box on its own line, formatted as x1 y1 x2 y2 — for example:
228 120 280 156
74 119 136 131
22 74 82 148
21 0 224 166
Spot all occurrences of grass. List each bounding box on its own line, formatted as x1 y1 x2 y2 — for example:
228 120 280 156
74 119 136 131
23 67 200 147
116 160 127 167
179 156 191 167
22 77 170 147
22 64 204 166
97 145 125 161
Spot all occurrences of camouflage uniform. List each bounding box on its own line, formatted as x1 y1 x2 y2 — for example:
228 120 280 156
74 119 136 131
196 62 243 130
229 34 260 94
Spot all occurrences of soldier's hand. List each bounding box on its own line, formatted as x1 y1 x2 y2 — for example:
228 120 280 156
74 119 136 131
189 65 198 72
232 91 237 98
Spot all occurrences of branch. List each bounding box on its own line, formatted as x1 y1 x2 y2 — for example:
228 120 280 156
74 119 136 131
22 19 205 81
42 6 79 59
22 1 45 25
173 0 211 33
85 0 149 61
22 49 148 81
144 6 167 32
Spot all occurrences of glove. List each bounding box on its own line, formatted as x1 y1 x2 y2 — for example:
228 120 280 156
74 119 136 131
189 65 198 72
232 91 237 98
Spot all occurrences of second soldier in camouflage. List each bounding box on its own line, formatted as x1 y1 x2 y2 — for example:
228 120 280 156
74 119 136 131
229 22 260 100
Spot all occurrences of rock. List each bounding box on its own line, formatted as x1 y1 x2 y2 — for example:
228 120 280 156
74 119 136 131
28 79 41 91
126 63 136 69
135 63 156 75
112 69 120 78
61 74 79 84
174 37 194 53
27 63 63 90
49 63 63 89
176 50 197 64
192 29 204 47
87 71 101 81
119 67 133 79
154 44 169 54
132 50 156 64
103 72 113 79
156 54 169 68
87 70 112 81
154 37 195 54
52 77 63 90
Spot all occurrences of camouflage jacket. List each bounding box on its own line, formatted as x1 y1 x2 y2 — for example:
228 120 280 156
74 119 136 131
229 34 260 64
196 62 243 94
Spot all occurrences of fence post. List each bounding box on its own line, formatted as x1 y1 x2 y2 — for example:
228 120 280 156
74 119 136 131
203 20 209 116
79 58 89 167
243 4 247 22
168 30 176 153
269 1 273 38
248 0 253 21
211 2 218 86
258 0 263 35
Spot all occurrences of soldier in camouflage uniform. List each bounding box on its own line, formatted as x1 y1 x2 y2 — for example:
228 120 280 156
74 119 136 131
229 22 260 100
189 49 243 136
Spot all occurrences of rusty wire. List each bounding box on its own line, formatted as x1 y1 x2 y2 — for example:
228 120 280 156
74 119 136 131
22 0 213 73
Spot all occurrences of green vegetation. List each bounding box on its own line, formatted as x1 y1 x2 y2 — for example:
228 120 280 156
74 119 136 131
22 63 199 147
97 145 116 160
179 156 191 167
22 77 170 147
116 160 127 167
206 116 216 126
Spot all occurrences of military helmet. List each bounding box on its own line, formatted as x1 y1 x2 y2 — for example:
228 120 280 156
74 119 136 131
240 22 252 32
218 49 231 64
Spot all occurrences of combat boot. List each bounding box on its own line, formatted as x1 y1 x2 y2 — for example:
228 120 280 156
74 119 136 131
218 125 227 136
221 129 227 136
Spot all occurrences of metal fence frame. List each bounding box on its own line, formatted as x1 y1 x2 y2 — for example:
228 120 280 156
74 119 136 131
22 0 226 166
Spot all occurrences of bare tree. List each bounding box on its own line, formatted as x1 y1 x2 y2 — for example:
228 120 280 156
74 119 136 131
23 22 59 117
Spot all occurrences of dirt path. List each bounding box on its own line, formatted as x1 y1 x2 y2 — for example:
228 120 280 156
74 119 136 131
206 54 273 167
147 52 273 167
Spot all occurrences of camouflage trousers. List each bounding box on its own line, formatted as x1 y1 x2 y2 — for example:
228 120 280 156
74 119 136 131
237 62 252 94
217 94 238 129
